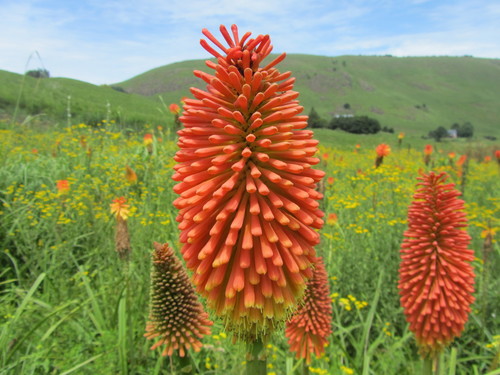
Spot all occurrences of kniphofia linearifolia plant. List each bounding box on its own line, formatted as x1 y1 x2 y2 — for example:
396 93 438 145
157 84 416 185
145 242 212 358
398 171 475 372
285 256 333 365
172 24 325 362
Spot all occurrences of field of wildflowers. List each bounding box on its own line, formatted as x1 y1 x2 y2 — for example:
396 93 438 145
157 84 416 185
0 117 498 374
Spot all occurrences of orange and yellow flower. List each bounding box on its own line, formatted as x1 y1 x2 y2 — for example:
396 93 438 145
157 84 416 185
169 103 181 115
173 24 324 339
375 144 390 168
398 171 475 358
56 180 70 195
110 197 130 221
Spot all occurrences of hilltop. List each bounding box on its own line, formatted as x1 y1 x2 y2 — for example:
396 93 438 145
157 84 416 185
1 55 499 138
117 55 500 137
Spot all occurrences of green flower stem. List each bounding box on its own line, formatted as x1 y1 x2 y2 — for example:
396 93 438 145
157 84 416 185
422 357 433 375
246 339 267 375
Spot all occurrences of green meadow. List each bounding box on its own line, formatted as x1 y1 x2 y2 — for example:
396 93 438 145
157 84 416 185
0 55 499 374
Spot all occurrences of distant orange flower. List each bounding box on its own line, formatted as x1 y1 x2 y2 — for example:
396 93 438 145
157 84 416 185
125 165 138 183
327 177 334 185
484 155 491 163
375 144 390 167
143 133 153 146
448 152 456 159
399 172 475 358
355 144 361 149
376 143 391 157
56 180 70 194
322 153 329 160
495 150 500 165
286 257 332 364
456 154 467 167
398 132 405 140
423 144 433 155
173 24 324 339
169 103 181 115
326 213 338 225
31 148 38 154
110 197 130 221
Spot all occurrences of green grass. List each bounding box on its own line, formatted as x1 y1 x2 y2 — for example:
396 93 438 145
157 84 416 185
0 120 498 374
118 54 500 137
0 70 172 129
2 55 500 138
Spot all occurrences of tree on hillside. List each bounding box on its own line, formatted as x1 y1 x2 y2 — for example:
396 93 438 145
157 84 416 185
307 107 327 128
428 126 448 142
26 69 50 78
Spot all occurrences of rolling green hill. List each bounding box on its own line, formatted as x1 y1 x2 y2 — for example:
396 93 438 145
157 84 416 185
0 70 169 128
1 55 499 138
117 55 500 137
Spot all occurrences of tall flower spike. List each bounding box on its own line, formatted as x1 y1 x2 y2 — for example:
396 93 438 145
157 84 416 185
173 24 325 340
145 242 213 357
285 257 332 364
398 171 475 358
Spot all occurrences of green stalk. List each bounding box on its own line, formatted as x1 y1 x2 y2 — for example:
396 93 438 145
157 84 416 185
246 339 267 375
302 360 310 375
422 357 433 375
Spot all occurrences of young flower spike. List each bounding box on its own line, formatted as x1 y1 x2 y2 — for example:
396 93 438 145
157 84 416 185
398 171 475 358
173 24 325 339
145 242 213 357
285 257 333 364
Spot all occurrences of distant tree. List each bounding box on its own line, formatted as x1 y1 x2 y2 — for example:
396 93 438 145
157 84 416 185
343 103 351 109
459 122 474 138
330 116 381 134
428 126 448 142
307 107 327 128
26 69 50 78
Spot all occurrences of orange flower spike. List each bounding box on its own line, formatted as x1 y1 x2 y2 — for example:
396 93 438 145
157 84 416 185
143 133 153 146
110 197 130 221
174 24 325 339
398 171 475 358
495 150 500 165
375 143 390 168
56 180 70 194
125 165 138 184
169 103 181 115
145 243 212 357
423 144 433 155
285 257 333 364
376 143 391 157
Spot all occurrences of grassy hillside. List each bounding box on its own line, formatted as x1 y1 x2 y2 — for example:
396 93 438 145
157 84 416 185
118 55 500 137
0 70 171 128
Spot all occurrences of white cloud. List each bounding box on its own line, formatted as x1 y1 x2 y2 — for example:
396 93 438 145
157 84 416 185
0 0 498 84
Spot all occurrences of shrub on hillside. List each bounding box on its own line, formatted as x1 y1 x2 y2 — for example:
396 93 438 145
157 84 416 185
307 107 327 128
26 69 50 79
330 115 381 134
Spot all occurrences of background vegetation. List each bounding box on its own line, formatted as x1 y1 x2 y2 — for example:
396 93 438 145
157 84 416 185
1 54 499 138
0 118 498 374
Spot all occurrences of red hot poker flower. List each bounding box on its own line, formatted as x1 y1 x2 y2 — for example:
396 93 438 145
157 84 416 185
285 257 332 364
169 103 181 115
173 24 325 339
398 171 475 358
145 242 213 357
424 144 433 156
375 143 390 168
56 179 70 195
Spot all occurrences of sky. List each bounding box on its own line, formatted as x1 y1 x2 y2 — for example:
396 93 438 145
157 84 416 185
1 0 499 85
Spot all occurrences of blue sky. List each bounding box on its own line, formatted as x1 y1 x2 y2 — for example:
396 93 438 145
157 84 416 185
1 0 499 85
